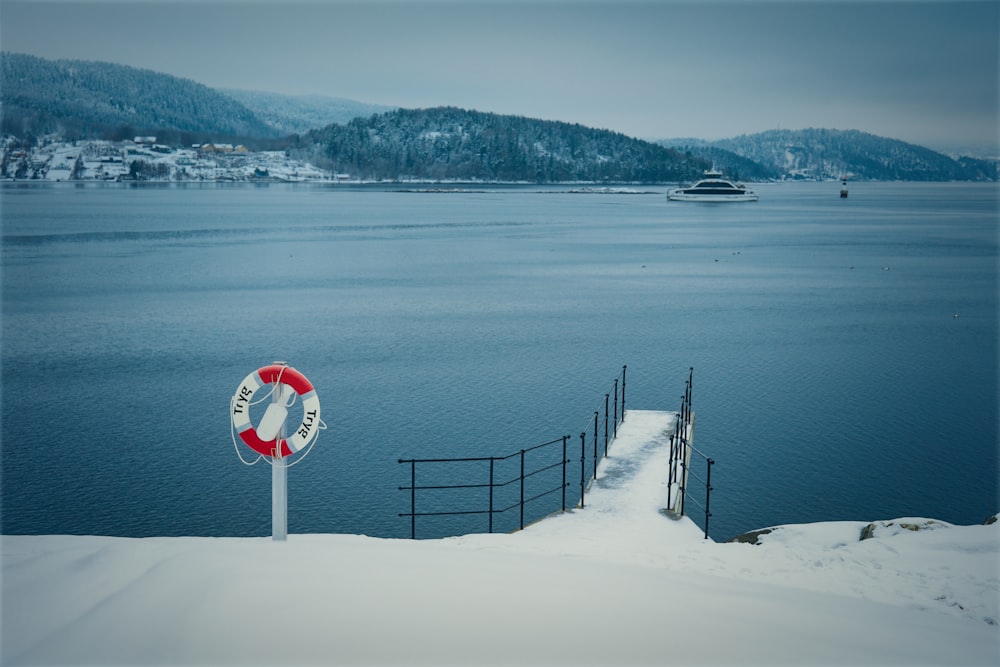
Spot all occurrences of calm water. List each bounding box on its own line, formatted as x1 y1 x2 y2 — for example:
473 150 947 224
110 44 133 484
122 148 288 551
2 181 997 540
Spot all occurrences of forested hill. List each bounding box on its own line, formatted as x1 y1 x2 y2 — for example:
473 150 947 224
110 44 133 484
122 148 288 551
662 129 998 182
302 107 710 182
1 52 278 140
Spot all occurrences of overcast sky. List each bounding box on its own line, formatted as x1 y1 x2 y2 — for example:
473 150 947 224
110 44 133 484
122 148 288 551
2 0 997 153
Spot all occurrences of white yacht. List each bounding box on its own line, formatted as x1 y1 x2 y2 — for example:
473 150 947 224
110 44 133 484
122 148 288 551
668 170 758 202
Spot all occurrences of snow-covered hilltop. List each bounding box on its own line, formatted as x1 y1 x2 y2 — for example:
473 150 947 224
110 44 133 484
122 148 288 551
3 411 996 666
2 136 335 183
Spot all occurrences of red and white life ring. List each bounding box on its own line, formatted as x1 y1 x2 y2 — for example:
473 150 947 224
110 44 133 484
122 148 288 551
231 364 321 457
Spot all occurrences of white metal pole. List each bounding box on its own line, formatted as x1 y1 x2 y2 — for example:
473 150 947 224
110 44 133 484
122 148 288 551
272 363 288 541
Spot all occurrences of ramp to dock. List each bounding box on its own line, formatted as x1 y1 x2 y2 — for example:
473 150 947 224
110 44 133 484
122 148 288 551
450 409 709 562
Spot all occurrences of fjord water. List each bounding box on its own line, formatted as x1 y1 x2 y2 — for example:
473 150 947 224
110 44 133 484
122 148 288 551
2 182 996 540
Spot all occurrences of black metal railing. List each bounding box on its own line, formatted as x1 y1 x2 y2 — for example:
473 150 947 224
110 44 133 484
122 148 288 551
576 364 627 509
399 365 627 539
667 368 714 539
398 436 570 539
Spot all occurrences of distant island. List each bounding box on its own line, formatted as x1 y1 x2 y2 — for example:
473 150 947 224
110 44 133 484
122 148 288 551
2 52 996 183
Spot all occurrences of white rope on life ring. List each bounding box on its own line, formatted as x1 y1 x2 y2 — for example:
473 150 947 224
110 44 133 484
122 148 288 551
231 364 321 458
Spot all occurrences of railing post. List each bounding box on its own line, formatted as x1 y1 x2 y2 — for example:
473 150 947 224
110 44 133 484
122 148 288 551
519 449 526 531
679 453 686 518
613 379 619 438
688 366 693 409
676 420 683 479
561 435 568 512
488 456 495 534
593 411 599 479
684 367 693 430
667 432 675 485
621 364 626 422
579 431 586 509
705 458 714 540
410 460 416 539
604 393 609 455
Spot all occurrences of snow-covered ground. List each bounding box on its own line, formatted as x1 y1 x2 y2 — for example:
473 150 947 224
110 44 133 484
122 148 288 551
3 410 997 666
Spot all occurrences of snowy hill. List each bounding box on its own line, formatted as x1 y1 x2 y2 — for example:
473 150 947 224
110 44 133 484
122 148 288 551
220 88 396 135
661 129 999 182
3 411 996 666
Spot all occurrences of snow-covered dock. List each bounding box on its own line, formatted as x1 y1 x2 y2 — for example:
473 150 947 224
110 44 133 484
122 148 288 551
3 410 997 666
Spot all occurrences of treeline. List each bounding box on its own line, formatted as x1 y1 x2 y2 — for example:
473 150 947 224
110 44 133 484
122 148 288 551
302 107 710 182
1 52 278 141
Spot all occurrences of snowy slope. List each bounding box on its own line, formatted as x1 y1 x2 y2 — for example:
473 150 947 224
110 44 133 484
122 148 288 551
3 411 997 666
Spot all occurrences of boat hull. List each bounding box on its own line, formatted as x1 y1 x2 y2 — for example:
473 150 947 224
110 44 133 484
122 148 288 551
667 191 758 202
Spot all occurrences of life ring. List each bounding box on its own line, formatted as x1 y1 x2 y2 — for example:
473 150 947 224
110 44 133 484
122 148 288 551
231 364 321 457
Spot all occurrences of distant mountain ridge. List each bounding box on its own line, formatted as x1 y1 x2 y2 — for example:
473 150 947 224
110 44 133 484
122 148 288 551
219 89 395 136
661 129 998 182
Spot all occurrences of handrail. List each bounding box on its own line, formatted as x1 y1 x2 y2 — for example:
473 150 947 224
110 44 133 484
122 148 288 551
399 436 571 538
666 367 714 539
398 365 627 539
679 453 713 540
